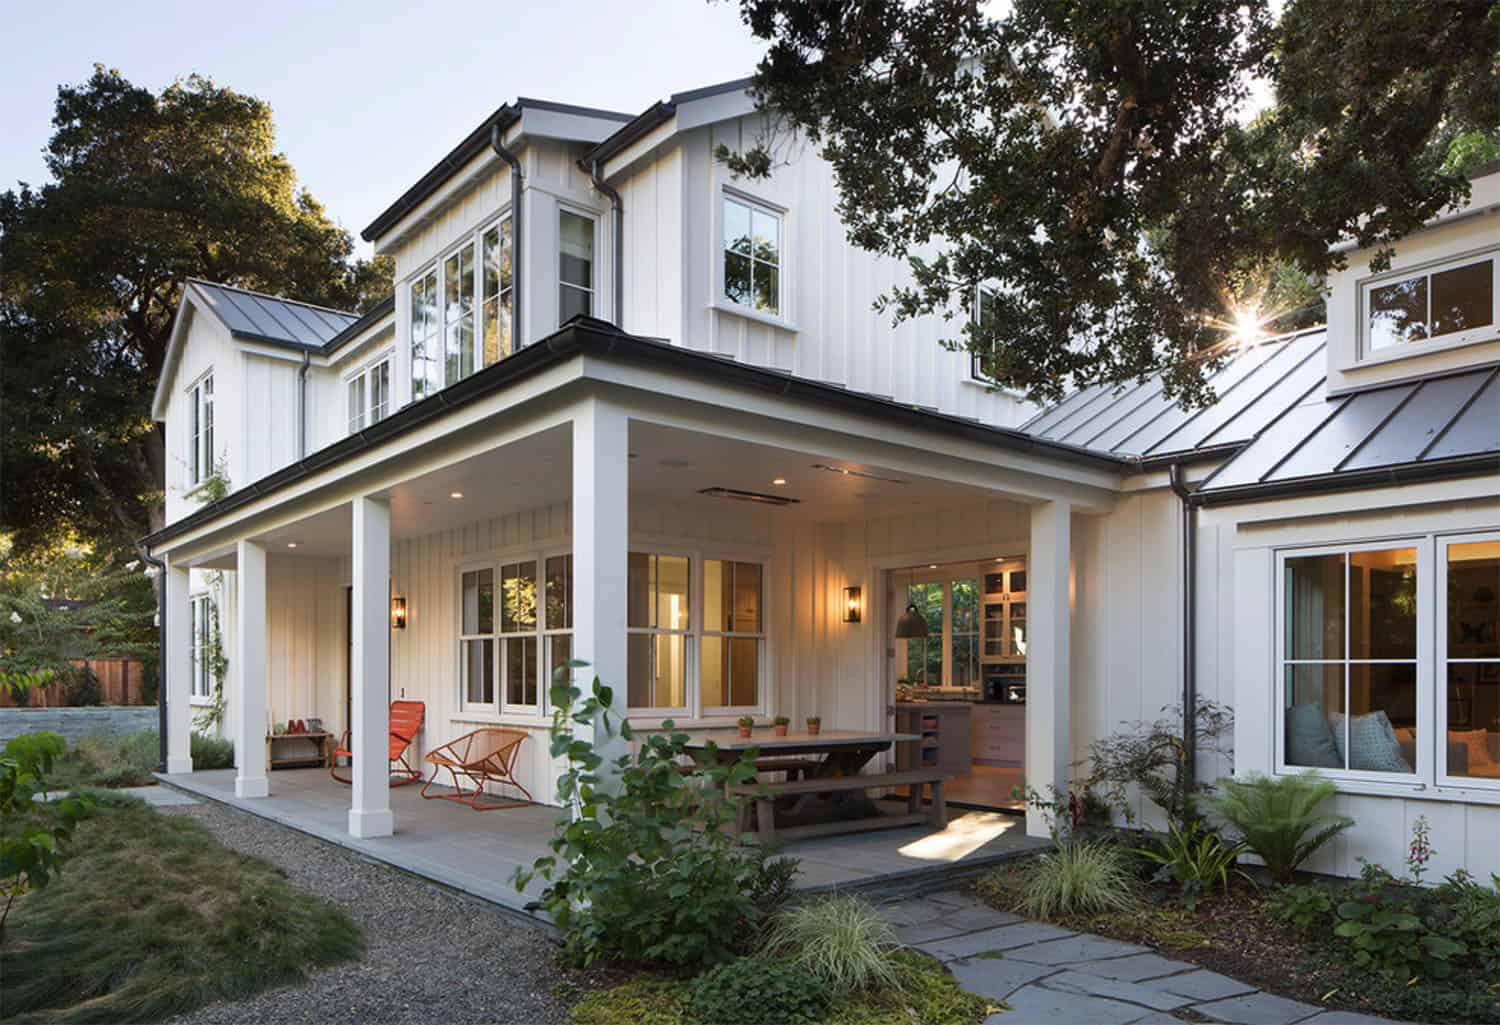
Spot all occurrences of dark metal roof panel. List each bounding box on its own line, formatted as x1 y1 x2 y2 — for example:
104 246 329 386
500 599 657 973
1020 381 1111 434
191 280 359 349
1130 342 1282 455
1051 379 1157 445
1164 334 1326 452
1340 370 1491 470
1197 338 1329 448
1422 369 1500 461
1198 385 1345 490
1266 383 1415 481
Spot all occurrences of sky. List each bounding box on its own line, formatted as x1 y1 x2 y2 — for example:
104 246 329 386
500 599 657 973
0 0 769 258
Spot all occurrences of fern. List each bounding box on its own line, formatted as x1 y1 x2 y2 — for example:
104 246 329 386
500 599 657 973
1207 772 1353 884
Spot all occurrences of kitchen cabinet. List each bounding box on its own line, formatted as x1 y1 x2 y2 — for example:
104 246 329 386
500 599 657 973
982 559 1027 662
970 703 1024 767
894 702 972 776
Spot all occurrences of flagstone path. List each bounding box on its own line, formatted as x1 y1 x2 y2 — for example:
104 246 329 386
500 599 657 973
876 890 1412 1025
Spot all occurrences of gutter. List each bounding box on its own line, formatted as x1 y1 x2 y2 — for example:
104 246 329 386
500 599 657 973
1188 452 1500 508
1167 464 1197 800
297 351 311 459
138 549 169 772
490 125 524 344
586 158 624 327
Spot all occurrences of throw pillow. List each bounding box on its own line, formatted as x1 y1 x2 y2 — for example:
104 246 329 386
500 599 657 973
1286 704 1342 768
1347 711 1412 773
1450 728 1496 768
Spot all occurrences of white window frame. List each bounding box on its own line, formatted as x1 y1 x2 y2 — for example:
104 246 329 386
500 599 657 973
442 241 477 386
480 216 515 366
1273 537 1435 787
406 215 514 404
187 372 214 489
969 285 1000 383
190 592 214 702
497 558 541 715
718 189 786 321
457 564 496 714
699 558 768 717
1358 246 1500 362
344 350 392 436
626 550 694 717
558 207 597 326
1436 530 1500 792
408 267 440 402
542 551 574 702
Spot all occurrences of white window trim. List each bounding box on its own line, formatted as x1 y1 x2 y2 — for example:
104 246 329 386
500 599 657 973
699 558 769 718
1357 245 1500 365
558 206 598 327
344 348 393 436
189 592 215 705
1436 530 1500 793
185 370 215 493
456 562 497 715
711 187 797 332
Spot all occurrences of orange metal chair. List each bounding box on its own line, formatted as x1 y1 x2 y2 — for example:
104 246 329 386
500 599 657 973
330 699 426 787
421 727 532 810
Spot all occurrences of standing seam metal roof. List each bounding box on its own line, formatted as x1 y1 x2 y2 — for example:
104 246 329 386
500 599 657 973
189 280 361 349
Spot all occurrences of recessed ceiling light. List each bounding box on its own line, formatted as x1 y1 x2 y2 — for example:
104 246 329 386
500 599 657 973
772 477 787 486
811 463 907 484
929 564 937 569
450 491 464 499
287 542 299 549
659 458 692 469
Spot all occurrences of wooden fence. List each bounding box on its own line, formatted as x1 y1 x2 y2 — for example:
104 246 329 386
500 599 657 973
0 659 152 707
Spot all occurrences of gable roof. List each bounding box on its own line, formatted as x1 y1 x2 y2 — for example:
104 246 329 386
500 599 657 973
187 280 361 350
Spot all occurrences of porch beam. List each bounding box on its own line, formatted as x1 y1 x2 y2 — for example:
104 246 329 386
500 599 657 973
1025 499 1071 838
163 559 193 774
233 540 270 798
571 396 630 773
349 495 394 838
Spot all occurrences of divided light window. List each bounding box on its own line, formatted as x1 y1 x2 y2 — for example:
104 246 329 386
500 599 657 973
559 210 595 324
190 594 214 700
410 218 514 402
346 357 391 435
1366 254 1497 353
627 553 690 710
701 560 764 711
722 194 781 316
456 550 570 717
189 374 214 487
969 285 1000 382
1440 535 1500 788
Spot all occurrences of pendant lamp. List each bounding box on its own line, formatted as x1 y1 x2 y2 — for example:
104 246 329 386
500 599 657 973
894 565 929 639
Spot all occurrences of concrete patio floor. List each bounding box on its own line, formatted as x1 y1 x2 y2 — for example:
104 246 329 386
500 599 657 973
158 768 1047 917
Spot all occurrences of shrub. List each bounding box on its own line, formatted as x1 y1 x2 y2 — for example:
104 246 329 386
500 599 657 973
1083 699 1234 829
763 895 901 996
829 948 995 1025
60 664 103 707
1017 839 1139 919
570 977 690 1025
1271 882 1335 931
515 668 793 969
0 732 92 935
191 731 234 770
1206 772 1353 883
747 855 801 917
1133 820 1246 909
1438 870 1500 976
689 958 828 1025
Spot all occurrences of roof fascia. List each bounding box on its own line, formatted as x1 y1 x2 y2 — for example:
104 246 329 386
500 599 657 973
151 288 200 421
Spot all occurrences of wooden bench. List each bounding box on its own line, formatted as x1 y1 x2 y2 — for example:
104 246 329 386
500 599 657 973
753 757 823 781
728 769 947 844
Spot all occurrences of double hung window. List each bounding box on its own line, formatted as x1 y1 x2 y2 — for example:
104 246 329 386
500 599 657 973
189 375 214 486
721 194 782 316
190 593 215 700
559 211 595 323
346 357 391 435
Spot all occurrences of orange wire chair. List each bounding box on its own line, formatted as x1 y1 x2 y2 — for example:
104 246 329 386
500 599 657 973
330 699 426 787
421 727 532 810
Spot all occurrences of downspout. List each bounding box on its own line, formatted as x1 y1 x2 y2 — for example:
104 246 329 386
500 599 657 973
588 158 624 328
297 351 310 458
140 549 168 772
1168 463 1198 803
489 125 524 342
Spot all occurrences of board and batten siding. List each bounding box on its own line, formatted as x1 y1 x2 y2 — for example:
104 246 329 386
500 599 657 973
163 306 240 526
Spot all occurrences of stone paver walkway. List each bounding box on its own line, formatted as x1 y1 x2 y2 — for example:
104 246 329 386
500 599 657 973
876 890 1410 1025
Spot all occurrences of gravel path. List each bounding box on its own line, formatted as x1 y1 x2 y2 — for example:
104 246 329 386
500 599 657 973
164 801 593 1025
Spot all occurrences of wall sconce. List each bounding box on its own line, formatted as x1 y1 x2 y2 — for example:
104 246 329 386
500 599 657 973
390 596 408 630
843 585 863 624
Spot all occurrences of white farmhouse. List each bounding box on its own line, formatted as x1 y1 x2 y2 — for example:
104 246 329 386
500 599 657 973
146 79 1499 879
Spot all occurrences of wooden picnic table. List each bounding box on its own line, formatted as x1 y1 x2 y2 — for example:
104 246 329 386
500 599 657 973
681 729 917 776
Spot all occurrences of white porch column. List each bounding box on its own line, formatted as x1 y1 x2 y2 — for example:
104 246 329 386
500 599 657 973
571 397 630 770
233 540 269 797
349 496 394 838
1026 500 1072 838
164 559 193 774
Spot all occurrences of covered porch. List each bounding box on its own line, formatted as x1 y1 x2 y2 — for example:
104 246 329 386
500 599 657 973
160 767 1048 914
149 326 1124 851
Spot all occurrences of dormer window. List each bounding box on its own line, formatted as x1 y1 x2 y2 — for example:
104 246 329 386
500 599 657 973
1365 252 1497 355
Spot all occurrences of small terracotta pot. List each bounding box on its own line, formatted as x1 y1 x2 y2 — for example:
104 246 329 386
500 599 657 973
773 723 789 736
737 725 753 738
807 721 821 735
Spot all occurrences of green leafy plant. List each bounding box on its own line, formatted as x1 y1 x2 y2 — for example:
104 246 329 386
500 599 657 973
805 716 820 726
763 895 901 996
1083 700 1234 830
747 855 801 917
737 715 755 728
1333 865 1468 981
192 572 229 731
1016 839 1139 919
1271 882 1335 931
191 731 235 770
773 715 790 726
1206 772 1353 884
1134 820 1247 909
47 730 159 789
689 958 829 1025
0 732 92 935
514 663 788 969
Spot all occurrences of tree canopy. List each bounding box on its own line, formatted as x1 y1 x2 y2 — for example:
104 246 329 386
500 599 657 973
0 67 391 558
726 0 1500 405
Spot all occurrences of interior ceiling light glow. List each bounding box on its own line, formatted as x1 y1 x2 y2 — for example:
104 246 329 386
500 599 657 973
810 463 907 484
772 477 787 485
286 542 299 548
698 486 801 507
449 491 464 499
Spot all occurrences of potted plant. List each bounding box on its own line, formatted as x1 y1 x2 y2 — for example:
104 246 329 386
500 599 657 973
737 715 755 738
806 715 822 736
773 715 791 737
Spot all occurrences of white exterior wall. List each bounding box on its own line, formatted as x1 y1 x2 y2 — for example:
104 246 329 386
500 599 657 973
238 351 304 484
162 307 241 525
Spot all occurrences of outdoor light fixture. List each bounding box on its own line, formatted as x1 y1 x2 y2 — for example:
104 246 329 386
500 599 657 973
843 585 863 623
894 566 929 639
390 596 408 629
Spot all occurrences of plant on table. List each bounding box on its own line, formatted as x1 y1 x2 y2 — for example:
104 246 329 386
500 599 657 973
762 895 901 996
736 715 754 738
1133 819 1247 910
805 716 821 735
773 715 790 736
515 663 795 969
1205 771 1353 884
0 732 92 937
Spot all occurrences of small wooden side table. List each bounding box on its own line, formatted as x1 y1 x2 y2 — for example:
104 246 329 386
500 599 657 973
266 731 335 770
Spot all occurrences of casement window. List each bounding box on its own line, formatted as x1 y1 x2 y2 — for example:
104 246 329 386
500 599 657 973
969 286 1000 382
1364 251 1498 355
410 217 514 402
346 356 391 435
559 210 595 324
701 560 765 712
188 374 214 487
190 593 215 700
899 572 982 689
455 548 566 717
1277 532 1500 793
721 194 782 316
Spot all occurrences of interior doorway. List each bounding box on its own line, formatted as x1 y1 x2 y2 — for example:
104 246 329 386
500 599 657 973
887 559 1027 811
